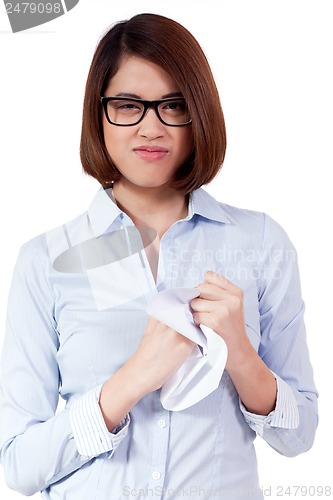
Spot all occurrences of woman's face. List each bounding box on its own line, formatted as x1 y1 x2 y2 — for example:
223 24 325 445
102 55 193 190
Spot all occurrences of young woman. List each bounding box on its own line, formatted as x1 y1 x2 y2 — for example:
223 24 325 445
0 13 318 500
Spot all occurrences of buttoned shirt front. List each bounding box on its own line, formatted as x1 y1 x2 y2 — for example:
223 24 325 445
0 188 318 499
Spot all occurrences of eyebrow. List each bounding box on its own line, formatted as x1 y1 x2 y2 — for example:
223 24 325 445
114 91 184 99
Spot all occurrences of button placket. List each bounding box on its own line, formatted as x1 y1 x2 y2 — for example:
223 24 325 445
157 418 166 429
147 408 170 497
152 470 162 481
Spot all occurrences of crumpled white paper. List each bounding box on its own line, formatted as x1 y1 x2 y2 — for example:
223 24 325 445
146 288 228 411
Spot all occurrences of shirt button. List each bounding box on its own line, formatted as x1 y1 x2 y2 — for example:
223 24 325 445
157 419 166 429
152 470 161 481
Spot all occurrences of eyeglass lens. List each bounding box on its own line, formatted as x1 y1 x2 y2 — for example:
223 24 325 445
106 99 191 126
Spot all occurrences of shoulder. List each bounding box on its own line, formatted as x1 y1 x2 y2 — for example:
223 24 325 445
221 202 293 246
193 188 294 250
218 201 265 228
16 209 89 273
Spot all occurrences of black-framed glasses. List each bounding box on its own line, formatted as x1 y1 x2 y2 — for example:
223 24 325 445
100 96 192 127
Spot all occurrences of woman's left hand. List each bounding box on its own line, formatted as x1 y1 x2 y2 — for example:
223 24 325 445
191 270 277 414
191 271 252 370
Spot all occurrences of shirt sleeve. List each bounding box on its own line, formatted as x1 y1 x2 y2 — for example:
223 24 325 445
0 237 129 496
243 214 318 457
69 384 130 457
240 372 299 433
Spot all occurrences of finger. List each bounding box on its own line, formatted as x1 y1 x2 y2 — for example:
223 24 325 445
192 311 220 332
203 271 236 291
191 297 219 313
196 282 230 301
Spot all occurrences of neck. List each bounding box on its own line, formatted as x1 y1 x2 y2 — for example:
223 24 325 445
112 180 188 237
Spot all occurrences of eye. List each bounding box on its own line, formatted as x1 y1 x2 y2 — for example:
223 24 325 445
161 100 187 114
109 100 143 113
118 103 140 110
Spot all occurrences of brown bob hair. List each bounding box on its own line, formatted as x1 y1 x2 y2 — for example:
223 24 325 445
80 13 226 194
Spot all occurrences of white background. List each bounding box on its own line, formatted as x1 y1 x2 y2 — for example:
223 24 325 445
0 1 332 498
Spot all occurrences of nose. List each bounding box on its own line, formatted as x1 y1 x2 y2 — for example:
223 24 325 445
138 107 165 139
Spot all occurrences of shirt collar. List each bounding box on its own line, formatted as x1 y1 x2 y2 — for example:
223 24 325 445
88 186 230 237
189 188 231 224
88 187 122 237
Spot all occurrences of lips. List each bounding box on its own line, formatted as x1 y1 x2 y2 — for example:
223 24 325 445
133 145 169 162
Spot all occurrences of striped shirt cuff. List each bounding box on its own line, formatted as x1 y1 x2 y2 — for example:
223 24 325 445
240 372 299 436
69 384 130 457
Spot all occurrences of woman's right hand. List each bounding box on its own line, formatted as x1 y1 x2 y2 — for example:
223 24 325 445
129 316 195 397
99 317 195 431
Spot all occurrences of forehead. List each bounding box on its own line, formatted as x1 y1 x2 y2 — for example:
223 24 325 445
105 55 179 98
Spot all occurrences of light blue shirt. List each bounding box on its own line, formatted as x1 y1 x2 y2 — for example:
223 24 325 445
0 188 318 499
